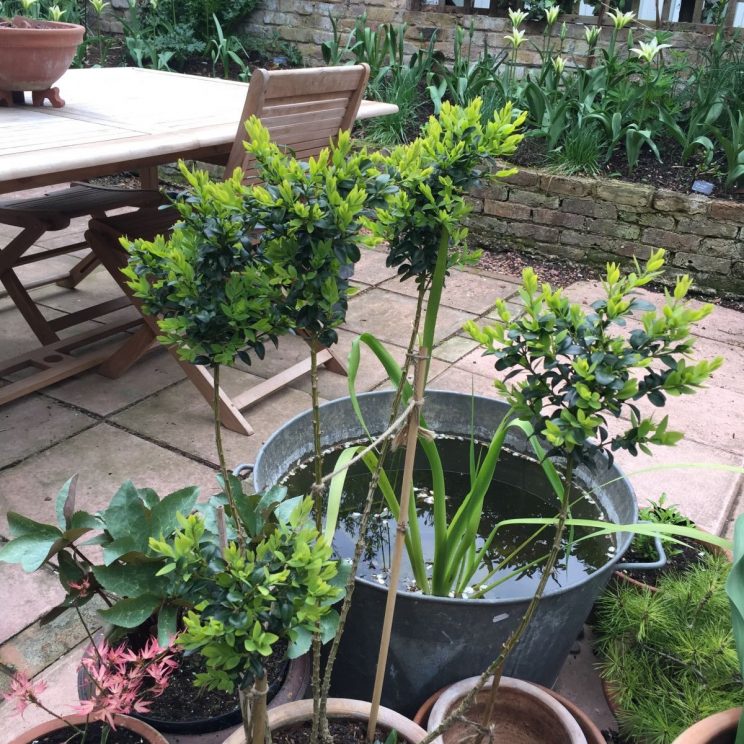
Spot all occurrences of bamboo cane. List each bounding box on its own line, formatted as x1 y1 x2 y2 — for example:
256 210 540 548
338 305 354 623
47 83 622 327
366 347 429 742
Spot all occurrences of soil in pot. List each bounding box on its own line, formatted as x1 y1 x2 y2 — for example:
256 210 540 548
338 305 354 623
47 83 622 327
285 437 614 597
272 720 390 744
81 624 288 730
29 721 148 744
615 540 709 588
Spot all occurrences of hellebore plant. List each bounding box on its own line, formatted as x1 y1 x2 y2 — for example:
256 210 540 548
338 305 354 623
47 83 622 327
2 632 177 742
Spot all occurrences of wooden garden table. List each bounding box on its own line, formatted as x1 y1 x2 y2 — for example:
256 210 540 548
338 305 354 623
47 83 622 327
0 67 398 405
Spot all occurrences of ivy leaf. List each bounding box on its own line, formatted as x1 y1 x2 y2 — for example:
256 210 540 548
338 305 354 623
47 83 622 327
287 626 313 659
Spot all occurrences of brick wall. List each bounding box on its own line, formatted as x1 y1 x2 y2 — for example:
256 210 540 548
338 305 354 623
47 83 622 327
467 166 744 294
244 1 722 69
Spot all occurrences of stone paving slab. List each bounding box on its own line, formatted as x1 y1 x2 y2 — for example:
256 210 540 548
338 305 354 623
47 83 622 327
44 346 186 417
0 423 217 539
0 395 97 469
111 367 317 471
0 563 66 646
343 287 476 347
379 268 519 315
351 247 400 286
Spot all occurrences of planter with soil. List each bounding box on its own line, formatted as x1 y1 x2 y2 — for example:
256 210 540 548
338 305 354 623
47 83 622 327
252 390 639 716
9 713 168 744
78 627 310 734
0 16 84 107
425 676 587 744
223 699 427 744
413 682 605 744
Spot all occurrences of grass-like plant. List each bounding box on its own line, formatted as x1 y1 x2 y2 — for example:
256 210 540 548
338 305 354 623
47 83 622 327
595 553 740 744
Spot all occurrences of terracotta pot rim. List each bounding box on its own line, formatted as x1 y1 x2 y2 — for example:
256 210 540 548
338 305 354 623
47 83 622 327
671 707 742 743
8 712 168 744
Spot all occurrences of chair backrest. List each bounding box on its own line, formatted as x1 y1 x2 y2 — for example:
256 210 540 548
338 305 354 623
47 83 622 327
225 64 371 182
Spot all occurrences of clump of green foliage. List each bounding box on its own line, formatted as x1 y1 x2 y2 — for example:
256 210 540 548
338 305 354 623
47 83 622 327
633 494 696 561
595 553 741 744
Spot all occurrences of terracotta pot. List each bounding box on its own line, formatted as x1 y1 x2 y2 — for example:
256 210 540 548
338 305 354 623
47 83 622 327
671 707 742 743
223 698 427 743
426 675 587 744
9 712 168 744
0 16 84 92
414 683 604 744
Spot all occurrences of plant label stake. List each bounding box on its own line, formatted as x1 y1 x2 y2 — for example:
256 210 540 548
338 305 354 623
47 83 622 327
367 347 429 742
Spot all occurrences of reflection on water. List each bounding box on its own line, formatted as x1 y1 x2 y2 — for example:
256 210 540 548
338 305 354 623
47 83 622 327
283 437 613 599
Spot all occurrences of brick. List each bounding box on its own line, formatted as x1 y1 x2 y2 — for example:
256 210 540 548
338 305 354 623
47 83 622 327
537 173 593 197
508 188 560 209
675 217 739 238
641 227 701 251
613 243 654 260
699 238 742 259
595 181 654 208
531 208 585 230
586 219 641 240
561 198 617 220
472 182 508 201
540 243 587 261
499 169 539 188
560 230 615 249
630 211 676 230
483 200 532 220
653 189 708 214
709 201 744 224
506 222 560 243
672 251 732 275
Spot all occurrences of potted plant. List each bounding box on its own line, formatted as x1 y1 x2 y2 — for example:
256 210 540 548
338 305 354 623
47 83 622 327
595 551 739 743
121 118 426 743
3 615 176 744
0 474 311 734
670 509 744 744
252 96 724 716
0 15 84 107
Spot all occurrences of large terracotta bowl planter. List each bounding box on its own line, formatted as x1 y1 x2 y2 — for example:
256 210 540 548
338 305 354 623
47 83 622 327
426 676 587 744
223 698 427 743
671 708 742 743
9 713 168 744
0 16 84 106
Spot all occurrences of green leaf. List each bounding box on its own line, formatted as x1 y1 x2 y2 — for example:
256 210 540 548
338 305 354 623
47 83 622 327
93 563 165 596
0 534 63 572
150 486 199 540
158 603 179 646
55 474 79 531
99 595 160 628
104 481 150 541
5 512 62 540
287 625 313 659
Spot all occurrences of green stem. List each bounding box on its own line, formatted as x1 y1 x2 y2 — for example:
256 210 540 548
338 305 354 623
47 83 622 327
420 228 450 386
418 458 576 744
309 343 324 744
212 364 244 548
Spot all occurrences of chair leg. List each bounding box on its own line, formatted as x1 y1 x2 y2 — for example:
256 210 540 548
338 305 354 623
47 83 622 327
56 251 100 289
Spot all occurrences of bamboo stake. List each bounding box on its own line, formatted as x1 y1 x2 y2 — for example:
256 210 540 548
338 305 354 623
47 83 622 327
366 347 429 743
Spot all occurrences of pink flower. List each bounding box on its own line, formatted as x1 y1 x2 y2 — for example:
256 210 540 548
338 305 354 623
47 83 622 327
68 575 93 597
2 673 47 718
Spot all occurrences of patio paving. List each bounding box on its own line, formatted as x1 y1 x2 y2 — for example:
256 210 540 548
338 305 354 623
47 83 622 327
1 216 742 740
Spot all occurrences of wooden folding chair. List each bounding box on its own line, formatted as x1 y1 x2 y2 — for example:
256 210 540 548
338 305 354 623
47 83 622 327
0 183 163 345
85 64 371 436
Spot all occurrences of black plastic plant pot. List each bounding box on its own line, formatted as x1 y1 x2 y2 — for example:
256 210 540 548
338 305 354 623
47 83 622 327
77 630 311 734
252 390 639 717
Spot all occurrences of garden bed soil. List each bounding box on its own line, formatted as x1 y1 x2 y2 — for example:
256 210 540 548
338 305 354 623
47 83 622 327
511 136 743 203
31 721 147 744
272 720 388 744
476 247 744 313
614 541 708 588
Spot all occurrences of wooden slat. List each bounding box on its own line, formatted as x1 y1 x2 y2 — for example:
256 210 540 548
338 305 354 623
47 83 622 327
47 296 130 331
